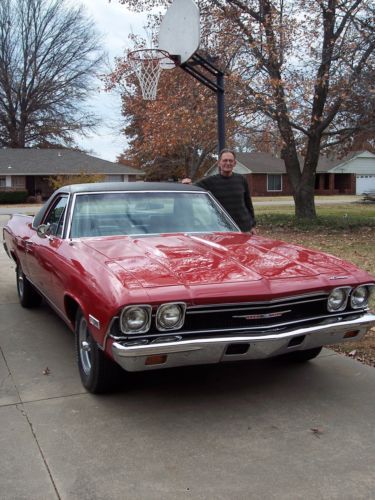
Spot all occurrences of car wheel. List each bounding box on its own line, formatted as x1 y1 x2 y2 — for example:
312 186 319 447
279 346 323 362
75 309 121 394
16 265 42 308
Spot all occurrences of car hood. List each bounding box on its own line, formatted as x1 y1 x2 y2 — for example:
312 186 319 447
81 233 360 289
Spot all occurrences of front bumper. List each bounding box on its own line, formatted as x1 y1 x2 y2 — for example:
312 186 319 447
111 312 375 372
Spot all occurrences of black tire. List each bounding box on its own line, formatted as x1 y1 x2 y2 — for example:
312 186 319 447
278 346 323 363
75 309 121 394
16 265 42 308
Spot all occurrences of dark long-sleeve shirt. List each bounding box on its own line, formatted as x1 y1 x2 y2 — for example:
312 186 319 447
195 173 256 232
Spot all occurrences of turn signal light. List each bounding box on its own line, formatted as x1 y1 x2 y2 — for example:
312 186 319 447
145 354 167 366
343 330 359 339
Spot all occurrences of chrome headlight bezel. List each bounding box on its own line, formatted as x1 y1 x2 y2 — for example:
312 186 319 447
350 284 374 309
327 287 351 312
156 302 186 331
120 305 152 334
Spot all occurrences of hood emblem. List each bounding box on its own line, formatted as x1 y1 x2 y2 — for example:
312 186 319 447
329 276 349 280
233 309 291 320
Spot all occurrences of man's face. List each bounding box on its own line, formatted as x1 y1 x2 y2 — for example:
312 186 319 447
218 152 236 177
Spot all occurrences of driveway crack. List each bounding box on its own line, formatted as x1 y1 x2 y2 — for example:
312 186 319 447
0 345 61 499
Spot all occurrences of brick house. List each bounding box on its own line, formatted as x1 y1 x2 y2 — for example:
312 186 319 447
0 148 144 199
205 151 375 196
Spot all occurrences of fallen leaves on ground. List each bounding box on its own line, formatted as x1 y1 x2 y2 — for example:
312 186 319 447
310 428 324 438
330 328 375 368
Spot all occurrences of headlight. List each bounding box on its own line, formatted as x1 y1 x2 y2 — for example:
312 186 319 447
327 287 350 312
351 285 374 309
156 303 186 331
120 305 152 334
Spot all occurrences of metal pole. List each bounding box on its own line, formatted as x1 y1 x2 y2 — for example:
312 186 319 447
182 54 226 154
217 72 225 153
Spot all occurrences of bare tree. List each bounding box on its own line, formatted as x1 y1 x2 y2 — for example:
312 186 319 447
0 0 105 148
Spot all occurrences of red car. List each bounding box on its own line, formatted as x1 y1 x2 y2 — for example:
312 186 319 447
3 182 375 393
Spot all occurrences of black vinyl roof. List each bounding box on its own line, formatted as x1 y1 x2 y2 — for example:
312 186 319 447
55 181 203 194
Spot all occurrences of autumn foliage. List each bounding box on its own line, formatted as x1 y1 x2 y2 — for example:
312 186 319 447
114 0 375 217
109 47 240 180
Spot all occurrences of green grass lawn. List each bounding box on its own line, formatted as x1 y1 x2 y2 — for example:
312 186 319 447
256 202 375 229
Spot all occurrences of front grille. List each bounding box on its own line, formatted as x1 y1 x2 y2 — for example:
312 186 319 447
110 292 364 341
183 296 327 332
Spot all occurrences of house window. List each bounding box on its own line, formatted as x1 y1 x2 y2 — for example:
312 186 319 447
12 176 25 188
267 174 282 192
106 175 123 182
0 177 5 188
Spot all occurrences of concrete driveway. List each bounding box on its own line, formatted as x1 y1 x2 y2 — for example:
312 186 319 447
1 213 375 499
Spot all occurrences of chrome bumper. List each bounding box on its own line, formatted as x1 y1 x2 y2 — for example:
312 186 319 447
111 313 375 372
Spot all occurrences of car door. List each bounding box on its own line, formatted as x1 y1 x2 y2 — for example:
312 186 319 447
26 195 69 304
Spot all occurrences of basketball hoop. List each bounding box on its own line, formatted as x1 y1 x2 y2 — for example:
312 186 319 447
128 49 176 100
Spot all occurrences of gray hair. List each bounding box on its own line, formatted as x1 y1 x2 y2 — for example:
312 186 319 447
218 148 236 160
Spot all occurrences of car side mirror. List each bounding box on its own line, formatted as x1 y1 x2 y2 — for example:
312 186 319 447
37 224 51 239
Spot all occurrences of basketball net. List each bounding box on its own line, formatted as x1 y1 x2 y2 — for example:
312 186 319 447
128 49 172 100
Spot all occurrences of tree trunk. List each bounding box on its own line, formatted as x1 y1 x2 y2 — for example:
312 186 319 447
294 137 322 218
293 182 317 219
281 144 317 219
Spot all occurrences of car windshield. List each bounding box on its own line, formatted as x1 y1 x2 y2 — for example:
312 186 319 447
69 190 239 238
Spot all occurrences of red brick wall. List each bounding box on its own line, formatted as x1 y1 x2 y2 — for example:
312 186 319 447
246 174 293 196
315 173 355 195
247 173 356 196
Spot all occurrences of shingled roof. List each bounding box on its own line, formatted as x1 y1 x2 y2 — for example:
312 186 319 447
0 148 143 176
236 152 338 174
205 151 372 176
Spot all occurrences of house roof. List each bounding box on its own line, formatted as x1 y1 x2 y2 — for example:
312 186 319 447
236 152 285 173
328 150 375 173
0 148 144 176
204 151 373 176
236 152 338 173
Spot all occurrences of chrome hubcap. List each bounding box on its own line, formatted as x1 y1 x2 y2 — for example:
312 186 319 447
81 341 91 352
17 269 24 297
78 317 92 376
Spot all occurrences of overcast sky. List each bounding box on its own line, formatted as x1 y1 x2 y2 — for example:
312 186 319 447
71 1 149 162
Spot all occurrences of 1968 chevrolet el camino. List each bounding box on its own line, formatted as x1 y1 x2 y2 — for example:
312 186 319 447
3 182 375 393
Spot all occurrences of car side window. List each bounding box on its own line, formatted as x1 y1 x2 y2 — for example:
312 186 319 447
44 196 68 237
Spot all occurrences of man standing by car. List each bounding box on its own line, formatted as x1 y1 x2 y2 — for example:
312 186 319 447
182 149 256 233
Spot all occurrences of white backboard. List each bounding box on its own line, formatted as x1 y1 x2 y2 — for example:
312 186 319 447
158 0 200 67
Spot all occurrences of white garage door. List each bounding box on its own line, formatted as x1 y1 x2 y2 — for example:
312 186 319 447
356 175 375 195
